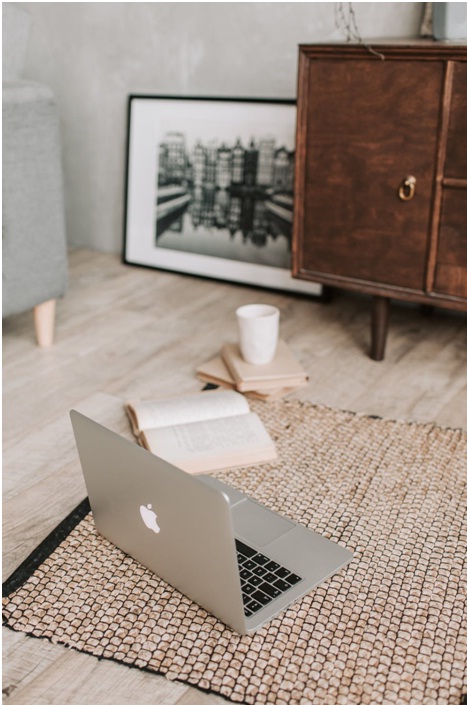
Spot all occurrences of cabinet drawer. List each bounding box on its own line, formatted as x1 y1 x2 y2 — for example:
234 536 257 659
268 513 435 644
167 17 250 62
433 187 467 298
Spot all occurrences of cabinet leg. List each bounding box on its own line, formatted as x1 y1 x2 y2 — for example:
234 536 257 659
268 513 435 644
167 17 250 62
421 304 435 318
321 285 334 303
370 296 390 361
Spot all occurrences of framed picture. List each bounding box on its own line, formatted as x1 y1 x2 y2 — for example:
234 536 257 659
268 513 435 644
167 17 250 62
123 95 321 296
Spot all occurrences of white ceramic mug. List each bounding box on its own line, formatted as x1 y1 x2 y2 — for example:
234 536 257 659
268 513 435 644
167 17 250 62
236 304 280 365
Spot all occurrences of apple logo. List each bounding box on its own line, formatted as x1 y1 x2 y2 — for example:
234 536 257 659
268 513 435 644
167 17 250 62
139 503 160 534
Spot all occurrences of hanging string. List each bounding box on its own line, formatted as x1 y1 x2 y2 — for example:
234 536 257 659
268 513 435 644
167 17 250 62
334 2 386 60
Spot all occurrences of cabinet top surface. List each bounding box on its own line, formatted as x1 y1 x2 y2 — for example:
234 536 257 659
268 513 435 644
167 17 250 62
299 41 467 58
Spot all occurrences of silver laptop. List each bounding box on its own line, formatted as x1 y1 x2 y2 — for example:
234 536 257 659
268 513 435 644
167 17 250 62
70 410 352 635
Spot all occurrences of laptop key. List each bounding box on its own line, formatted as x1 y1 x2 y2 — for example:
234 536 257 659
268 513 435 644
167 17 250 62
235 540 256 558
275 566 292 580
249 575 263 587
260 582 282 599
264 570 278 583
252 590 273 606
253 565 267 577
286 573 302 586
265 560 281 572
240 568 252 581
252 553 269 566
248 600 263 613
274 578 291 593
243 560 257 571
243 583 255 595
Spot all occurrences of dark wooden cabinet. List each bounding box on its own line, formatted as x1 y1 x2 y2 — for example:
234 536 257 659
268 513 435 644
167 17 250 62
292 43 467 360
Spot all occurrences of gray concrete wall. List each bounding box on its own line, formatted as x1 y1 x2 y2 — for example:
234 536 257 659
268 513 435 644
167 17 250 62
20 2 424 253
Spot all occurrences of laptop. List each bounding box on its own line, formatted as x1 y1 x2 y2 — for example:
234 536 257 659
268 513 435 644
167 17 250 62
70 410 352 635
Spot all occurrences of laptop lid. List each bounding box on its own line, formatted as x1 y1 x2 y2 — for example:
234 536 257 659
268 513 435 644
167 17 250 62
70 410 247 634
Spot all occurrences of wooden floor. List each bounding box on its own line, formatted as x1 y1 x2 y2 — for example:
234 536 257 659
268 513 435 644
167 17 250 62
3 249 467 704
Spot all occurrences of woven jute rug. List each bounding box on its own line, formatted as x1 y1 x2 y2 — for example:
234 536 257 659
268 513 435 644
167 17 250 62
3 400 467 705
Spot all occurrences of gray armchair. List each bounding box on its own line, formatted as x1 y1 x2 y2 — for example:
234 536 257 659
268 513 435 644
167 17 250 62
2 3 68 346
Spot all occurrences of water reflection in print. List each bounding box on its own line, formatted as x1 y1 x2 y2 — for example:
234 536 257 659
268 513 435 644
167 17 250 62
155 186 293 269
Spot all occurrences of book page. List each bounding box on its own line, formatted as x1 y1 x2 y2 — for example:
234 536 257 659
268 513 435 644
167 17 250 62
140 412 275 469
126 389 250 432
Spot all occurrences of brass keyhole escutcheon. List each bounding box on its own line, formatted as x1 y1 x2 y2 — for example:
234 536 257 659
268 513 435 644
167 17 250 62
398 175 416 201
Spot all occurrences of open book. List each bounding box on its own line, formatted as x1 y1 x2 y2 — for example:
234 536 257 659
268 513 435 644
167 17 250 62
125 389 277 474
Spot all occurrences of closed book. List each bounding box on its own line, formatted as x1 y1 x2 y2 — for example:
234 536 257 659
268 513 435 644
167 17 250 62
196 356 236 389
197 355 306 400
221 340 308 393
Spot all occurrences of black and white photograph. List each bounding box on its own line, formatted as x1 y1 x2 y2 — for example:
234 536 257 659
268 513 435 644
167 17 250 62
124 96 321 295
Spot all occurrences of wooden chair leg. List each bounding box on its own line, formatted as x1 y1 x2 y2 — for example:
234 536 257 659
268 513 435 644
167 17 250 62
34 299 56 347
370 296 390 361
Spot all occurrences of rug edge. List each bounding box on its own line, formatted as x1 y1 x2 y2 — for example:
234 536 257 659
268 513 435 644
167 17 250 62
2 497 91 598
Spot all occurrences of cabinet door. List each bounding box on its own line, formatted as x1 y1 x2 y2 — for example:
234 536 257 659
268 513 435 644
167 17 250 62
295 58 444 290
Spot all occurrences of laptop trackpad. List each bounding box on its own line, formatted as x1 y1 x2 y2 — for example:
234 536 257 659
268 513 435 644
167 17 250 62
232 499 295 547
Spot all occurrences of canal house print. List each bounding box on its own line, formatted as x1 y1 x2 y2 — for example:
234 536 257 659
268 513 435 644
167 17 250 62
155 131 295 269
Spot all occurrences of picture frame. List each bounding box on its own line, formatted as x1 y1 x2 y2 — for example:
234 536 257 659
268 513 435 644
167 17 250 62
123 95 322 296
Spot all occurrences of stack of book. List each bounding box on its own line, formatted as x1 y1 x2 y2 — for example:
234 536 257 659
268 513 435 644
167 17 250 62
196 339 309 401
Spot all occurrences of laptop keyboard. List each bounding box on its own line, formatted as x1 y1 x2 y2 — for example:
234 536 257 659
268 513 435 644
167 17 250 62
235 539 303 617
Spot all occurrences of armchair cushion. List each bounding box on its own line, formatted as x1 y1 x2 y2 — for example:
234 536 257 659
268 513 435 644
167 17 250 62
2 79 68 317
